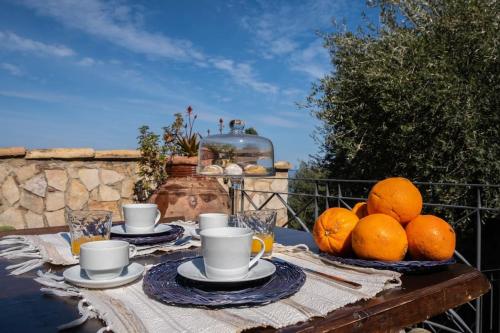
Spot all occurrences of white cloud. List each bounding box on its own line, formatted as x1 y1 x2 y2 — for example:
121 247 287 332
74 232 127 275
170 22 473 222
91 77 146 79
0 63 23 76
268 38 298 56
77 57 96 66
210 58 278 94
109 59 122 65
241 0 341 79
261 115 300 128
19 0 277 94
0 89 74 102
282 88 305 96
241 0 339 58
0 31 75 57
21 0 202 62
289 40 330 79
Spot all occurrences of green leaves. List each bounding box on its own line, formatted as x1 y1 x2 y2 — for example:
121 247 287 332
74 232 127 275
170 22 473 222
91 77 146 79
135 106 202 200
135 126 167 202
163 107 201 157
176 133 200 157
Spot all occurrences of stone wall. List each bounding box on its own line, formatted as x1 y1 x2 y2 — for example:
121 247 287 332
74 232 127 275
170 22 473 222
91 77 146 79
0 147 292 229
217 161 292 227
240 171 289 226
0 148 139 229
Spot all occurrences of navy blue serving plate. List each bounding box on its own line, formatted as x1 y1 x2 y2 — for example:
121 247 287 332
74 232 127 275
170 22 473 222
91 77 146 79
111 225 184 245
143 257 306 308
320 252 456 273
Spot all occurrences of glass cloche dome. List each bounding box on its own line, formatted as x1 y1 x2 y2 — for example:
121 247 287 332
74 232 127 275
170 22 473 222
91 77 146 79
197 120 275 177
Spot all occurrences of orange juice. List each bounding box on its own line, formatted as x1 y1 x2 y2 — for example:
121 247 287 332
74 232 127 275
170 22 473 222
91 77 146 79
71 235 107 255
251 233 274 256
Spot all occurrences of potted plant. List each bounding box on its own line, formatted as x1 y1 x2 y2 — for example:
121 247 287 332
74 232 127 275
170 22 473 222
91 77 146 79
135 106 229 220
162 106 201 177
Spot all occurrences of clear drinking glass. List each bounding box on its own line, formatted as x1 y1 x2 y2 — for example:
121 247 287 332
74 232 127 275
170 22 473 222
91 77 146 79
236 210 277 257
66 210 113 256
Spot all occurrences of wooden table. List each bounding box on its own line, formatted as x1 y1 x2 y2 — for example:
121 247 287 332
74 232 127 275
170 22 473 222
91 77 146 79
0 224 490 333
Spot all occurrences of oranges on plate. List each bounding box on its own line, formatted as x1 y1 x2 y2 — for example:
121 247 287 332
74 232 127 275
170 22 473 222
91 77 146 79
313 177 456 262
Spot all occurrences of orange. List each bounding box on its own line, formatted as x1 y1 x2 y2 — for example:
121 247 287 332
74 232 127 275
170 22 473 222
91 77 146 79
313 207 359 256
352 214 408 261
352 202 368 219
367 177 422 225
406 215 456 261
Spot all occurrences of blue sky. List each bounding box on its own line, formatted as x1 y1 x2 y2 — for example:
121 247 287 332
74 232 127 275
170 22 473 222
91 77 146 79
0 0 376 165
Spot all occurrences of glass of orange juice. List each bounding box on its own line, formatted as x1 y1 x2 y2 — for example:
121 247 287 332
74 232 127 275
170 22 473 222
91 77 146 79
66 210 113 256
236 210 277 257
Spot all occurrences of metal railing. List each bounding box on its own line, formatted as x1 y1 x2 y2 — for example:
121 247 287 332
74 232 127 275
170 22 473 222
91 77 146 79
237 177 500 333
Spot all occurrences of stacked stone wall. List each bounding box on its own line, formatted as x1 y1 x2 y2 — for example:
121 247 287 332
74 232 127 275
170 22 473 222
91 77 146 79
0 148 139 229
0 147 291 229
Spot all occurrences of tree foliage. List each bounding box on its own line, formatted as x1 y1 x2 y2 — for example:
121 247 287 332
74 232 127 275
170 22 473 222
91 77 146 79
287 161 327 230
134 126 166 201
245 127 259 135
304 0 499 224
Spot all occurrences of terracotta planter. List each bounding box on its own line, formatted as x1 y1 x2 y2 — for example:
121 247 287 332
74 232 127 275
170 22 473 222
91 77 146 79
164 156 199 178
149 156 230 221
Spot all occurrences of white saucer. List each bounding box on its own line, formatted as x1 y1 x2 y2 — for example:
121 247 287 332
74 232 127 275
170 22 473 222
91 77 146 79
177 258 276 283
63 262 144 289
111 224 172 236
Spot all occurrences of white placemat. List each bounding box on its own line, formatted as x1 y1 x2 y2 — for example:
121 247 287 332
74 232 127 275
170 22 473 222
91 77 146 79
0 221 199 275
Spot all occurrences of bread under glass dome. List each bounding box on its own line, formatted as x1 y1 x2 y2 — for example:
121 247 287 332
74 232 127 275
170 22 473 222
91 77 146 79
197 120 275 177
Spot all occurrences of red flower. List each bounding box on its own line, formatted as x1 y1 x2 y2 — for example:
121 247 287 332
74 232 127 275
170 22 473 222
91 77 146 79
187 106 193 114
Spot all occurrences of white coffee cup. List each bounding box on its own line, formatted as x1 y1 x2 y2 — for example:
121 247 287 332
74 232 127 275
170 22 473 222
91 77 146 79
198 213 228 230
122 203 161 233
200 227 265 280
79 240 137 280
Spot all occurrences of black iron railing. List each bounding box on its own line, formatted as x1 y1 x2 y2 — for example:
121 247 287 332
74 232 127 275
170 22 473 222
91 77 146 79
237 178 500 333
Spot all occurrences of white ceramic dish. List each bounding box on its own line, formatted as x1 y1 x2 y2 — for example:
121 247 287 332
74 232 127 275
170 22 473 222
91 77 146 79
63 262 144 289
111 224 172 236
177 257 276 283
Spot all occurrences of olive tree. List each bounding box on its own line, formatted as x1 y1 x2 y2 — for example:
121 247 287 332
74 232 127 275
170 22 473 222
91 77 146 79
303 0 499 225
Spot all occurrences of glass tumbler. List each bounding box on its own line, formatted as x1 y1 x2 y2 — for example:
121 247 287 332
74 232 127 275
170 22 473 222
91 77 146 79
66 210 113 256
236 210 277 257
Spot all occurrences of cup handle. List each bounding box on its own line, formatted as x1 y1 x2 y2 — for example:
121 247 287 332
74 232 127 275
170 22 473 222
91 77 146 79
248 237 265 269
129 244 138 258
154 209 161 227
